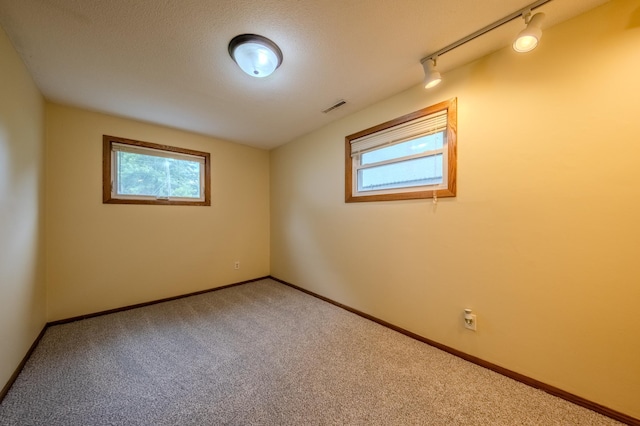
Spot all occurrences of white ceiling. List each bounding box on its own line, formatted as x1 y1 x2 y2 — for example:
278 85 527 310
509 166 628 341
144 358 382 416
0 0 609 150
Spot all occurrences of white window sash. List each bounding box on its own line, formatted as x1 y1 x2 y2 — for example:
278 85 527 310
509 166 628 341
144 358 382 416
353 175 448 197
111 144 205 201
353 154 448 194
352 148 448 196
356 148 444 171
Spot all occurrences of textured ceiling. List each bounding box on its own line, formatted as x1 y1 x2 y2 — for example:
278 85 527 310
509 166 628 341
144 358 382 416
0 0 609 149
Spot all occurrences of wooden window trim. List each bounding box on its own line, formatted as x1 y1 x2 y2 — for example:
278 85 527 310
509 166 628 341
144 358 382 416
345 98 457 203
102 135 211 206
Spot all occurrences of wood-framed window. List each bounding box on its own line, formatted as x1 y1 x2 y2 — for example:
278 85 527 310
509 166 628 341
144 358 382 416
345 98 457 202
103 135 211 206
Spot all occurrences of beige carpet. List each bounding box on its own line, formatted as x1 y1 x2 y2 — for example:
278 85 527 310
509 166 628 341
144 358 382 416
0 278 622 425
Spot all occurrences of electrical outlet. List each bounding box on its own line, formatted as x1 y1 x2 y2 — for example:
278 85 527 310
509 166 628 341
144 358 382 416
234 261 240 270
464 314 477 331
464 309 477 331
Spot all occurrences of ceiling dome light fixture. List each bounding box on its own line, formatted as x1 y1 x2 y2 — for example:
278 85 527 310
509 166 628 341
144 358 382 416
513 12 545 53
422 57 442 89
228 34 283 78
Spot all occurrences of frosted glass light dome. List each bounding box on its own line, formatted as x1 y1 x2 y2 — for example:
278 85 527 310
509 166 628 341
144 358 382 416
228 34 283 78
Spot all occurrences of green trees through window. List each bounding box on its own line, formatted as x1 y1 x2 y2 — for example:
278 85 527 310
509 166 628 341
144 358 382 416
116 151 201 199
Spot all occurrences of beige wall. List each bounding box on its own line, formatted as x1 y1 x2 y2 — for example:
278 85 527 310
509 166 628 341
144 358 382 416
46 104 270 321
0 27 46 390
270 0 640 418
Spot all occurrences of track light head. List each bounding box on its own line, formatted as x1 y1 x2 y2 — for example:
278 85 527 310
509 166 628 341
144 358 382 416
422 58 442 89
513 12 545 53
420 2 551 90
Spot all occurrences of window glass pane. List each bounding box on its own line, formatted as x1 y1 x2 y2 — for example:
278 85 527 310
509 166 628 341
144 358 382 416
117 151 201 198
361 132 444 165
358 154 443 192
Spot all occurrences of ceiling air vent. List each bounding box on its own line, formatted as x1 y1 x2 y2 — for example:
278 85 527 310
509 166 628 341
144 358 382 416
322 100 346 114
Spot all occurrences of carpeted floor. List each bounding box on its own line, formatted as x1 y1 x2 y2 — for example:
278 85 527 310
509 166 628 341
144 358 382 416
0 279 622 425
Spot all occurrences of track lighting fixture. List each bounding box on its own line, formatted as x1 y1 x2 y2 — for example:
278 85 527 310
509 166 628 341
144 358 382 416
420 0 550 89
422 57 442 89
228 34 283 78
513 12 546 53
